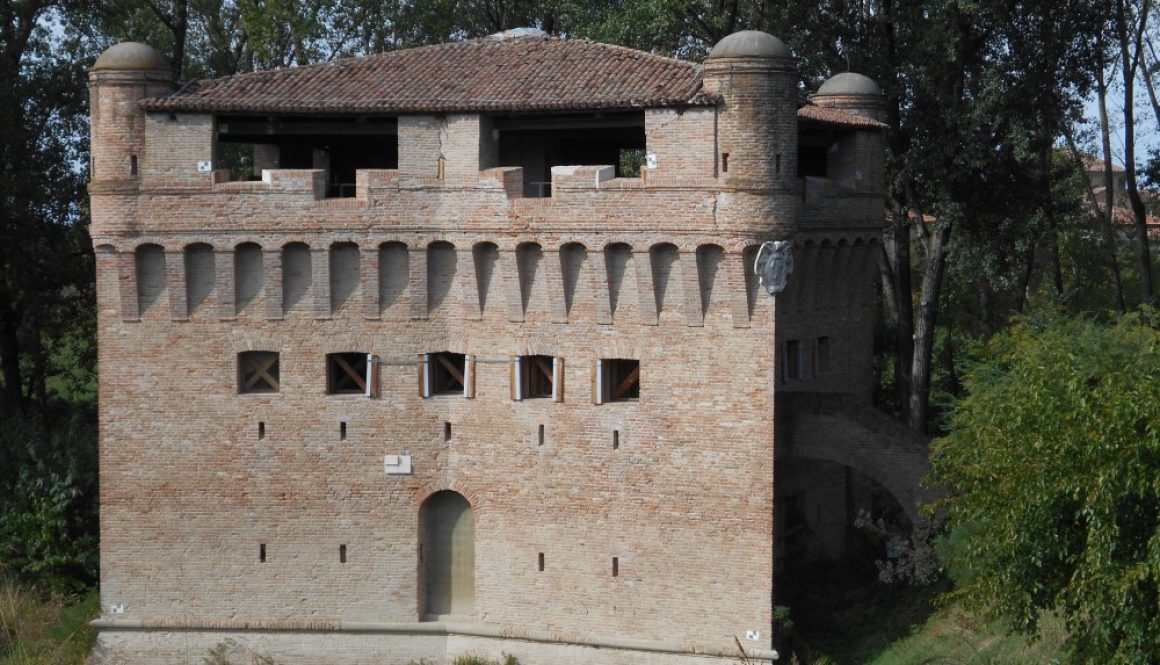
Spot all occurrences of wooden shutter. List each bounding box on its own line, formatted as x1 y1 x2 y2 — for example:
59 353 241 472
553 357 565 402
419 353 430 398
464 355 476 398
511 356 523 401
366 353 379 398
592 358 603 405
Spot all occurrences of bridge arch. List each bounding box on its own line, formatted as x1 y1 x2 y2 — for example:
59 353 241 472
780 392 940 525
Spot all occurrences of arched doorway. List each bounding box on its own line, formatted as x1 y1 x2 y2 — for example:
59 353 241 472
419 490 474 619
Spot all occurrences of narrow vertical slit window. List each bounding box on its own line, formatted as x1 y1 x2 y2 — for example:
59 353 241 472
613 430 620 449
258 422 266 440
538 424 545 446
721 152 729 173
444 421 452 442
340 422 347 440
815 336 831 375
239 351 279 393
130 154 138 176
339 544 347 564
784 340 804 381
612 557 619 577
538 552 545 571
775 153 781 174
259 544 267 563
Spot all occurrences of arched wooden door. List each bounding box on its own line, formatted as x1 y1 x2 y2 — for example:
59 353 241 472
420 491 474 618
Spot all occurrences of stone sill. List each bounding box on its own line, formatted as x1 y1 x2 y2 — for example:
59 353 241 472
91 617 779 661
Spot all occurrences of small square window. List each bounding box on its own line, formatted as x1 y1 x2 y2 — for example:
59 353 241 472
239 351 279 393
784 340 804 381
598 358 639 403
518 355 555 399
428 352 466 395
327 352 368 394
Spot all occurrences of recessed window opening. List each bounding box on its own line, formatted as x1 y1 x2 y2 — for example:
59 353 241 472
775 153 782 174
215 115 399 195
444 421 452 442
518 355 555 399
612 557 619 577
797 131 833 178
495 111 645 197
613 430 620 449
784 340 804 381
130 154 138 176
815 336 831 376
340 421 347 440
259 544 267 563
258 422 266 439
339 544 347 564
327 352 368 394
538 424 545 446
601 359 640 402
239 351 280 393
428 352 466 395
721 152 729 172
538 552 545 571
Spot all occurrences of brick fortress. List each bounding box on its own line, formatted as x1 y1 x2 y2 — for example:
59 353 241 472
88 29 933 664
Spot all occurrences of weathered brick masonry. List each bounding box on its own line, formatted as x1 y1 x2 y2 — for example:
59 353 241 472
88 31 913 664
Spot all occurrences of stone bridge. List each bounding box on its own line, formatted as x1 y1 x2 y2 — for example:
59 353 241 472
779 392 942 525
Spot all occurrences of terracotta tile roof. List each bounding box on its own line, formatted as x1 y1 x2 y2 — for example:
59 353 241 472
141 36 712 114
1081 154 1126 173
797 103 887 130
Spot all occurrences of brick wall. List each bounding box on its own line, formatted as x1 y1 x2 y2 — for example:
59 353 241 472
89 41 887 665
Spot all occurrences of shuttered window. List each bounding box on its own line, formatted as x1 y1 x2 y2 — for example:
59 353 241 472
328 352 371 394
238 351 279 393
594 358 638 403
512 355 564 401
420 352 473 398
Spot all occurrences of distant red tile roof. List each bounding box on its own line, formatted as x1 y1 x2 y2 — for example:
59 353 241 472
141 36 713 114
797 103 887 130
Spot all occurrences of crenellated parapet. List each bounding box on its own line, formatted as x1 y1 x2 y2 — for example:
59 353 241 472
94 237 764 330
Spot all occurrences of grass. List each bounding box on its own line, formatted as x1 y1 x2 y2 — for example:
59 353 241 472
864 599 1069 665
779 564 1069 665
0 571 1068 665
0 578 98 665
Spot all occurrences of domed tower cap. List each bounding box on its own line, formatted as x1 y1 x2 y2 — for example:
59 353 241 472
92 42 170 72
817 72 882 96
706 30 791 60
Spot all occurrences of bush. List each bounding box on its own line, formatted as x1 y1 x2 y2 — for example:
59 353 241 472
930 310 1160 663
0 415 97 591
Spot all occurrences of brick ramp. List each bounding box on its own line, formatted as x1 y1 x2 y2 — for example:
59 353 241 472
780 392 940 524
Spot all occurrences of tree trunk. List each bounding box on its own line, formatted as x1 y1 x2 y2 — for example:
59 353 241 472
886 208 913 416
1117 0 1155 303
1084 51 1129 314
0 287 23 412
907 221 951 434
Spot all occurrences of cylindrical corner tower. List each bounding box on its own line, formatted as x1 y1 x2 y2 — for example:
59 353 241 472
88 42 173 185
703 30 799 237
811 72 886 123
811 72 887 196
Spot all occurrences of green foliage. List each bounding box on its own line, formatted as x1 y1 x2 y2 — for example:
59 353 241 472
448 654 518 665
203 638 277 665
0 417 98 591
930 310 1160 663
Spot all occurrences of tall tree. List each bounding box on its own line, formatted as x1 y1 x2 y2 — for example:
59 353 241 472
0 1 94 415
